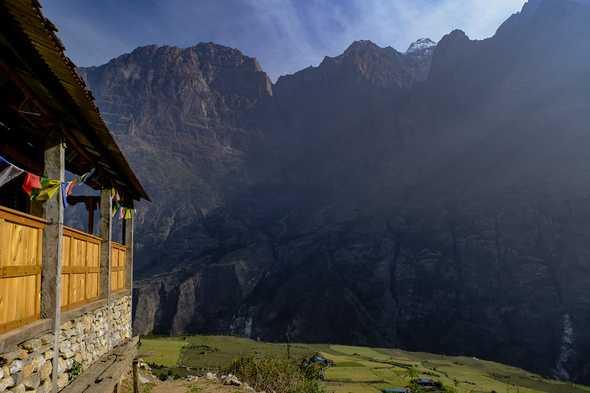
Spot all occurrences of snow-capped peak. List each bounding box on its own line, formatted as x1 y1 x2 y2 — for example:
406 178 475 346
406 38 437 54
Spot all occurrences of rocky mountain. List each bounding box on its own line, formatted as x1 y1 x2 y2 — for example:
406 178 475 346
81 0 590 385
79 43 272 273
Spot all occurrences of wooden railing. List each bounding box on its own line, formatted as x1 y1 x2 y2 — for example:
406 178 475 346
0 206 130 333
111 242 127 292
61 227 101 310
0 206 44 334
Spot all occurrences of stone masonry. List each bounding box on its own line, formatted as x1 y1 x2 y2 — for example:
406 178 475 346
0 295 131 393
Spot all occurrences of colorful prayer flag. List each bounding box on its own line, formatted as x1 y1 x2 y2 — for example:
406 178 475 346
78 168 95 184
111 188 122 217
61 182 69 208
0 156 24 187
22 173 42 195
31 178 61 201
64 179 77 196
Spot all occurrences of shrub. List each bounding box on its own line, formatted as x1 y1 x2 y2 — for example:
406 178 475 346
69 361 83 381
227 356 324 393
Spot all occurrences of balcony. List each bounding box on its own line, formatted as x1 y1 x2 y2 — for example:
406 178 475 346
0 205 129 334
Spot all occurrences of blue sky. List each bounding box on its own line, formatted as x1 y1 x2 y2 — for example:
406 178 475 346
41 0 525 81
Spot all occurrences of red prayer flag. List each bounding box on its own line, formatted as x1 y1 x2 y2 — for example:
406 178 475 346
22 173 41 195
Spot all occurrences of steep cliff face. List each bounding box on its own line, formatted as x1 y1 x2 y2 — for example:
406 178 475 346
82 0 590 384
80 43 273 274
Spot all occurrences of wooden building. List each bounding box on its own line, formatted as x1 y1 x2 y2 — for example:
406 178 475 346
0 1 149 393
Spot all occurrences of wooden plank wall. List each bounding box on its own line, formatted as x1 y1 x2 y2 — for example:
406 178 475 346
0 206 44 334
61 227 101 309
111 243 127 292
0 207 125 333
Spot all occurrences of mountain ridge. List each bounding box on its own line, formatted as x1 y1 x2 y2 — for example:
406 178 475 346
80 0 590 385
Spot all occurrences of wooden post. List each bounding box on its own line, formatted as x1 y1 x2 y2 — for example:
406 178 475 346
124 212 134 289
99 189 112 301
40 132 65 393
88 200 96 235
124 211 134 338
132 358 140 393
121 218 126 245
99 189 113 351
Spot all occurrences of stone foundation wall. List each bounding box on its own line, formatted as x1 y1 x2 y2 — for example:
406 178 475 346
0 295 132 393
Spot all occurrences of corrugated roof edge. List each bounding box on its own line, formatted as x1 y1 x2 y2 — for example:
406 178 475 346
3 0 150 202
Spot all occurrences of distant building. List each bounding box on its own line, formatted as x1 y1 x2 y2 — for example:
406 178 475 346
311 354 332 367
382 388 410 393
415 377 443 389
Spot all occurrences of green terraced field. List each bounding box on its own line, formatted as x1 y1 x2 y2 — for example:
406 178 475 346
139 335 590 393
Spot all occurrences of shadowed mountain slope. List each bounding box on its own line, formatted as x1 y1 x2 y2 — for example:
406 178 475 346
81 0 590 384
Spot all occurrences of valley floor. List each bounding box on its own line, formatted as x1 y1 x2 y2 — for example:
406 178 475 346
137 336 590 393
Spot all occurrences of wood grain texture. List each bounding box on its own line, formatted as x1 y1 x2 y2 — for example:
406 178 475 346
60 226 102 310
0 208 43 333
111 243 127 292
99 189 112 300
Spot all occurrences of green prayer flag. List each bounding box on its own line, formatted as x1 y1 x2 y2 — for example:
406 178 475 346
31 178 61 201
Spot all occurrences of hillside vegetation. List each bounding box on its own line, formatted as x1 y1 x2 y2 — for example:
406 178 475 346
138 336 590 393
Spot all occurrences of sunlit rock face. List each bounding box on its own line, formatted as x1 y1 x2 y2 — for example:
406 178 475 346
82 0 590 384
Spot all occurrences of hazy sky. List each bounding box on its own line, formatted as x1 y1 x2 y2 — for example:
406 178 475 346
41 0 526 81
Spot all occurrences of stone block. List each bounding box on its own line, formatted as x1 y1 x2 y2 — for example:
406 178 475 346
42 352 53 361
9 361 23 375
20 340 41 352
30 357 44 374
22 375 39 390
0 351 27 367
39 362 51 382
11 373 22 387
21 364 33 379
60 322 73 331
38 335 53 346
59 342 71 353
36 346 51 356
57 358 67 374
0 376 16 392
8 384 24 393
37 381 50 393
62 351 74 360
56 374 68 389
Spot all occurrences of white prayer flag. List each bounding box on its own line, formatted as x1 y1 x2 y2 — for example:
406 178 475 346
0 155 25 188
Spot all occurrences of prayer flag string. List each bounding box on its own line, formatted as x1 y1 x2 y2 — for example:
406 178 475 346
0 153 95 208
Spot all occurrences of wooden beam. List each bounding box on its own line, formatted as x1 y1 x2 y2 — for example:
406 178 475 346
124 212 134 338
0 144 43 174
99 189 112 301
40 130 64 393
133 358 140 393
60 337 138 393
88 200 96 235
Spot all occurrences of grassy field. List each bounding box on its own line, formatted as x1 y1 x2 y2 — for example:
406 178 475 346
139 335 590 393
